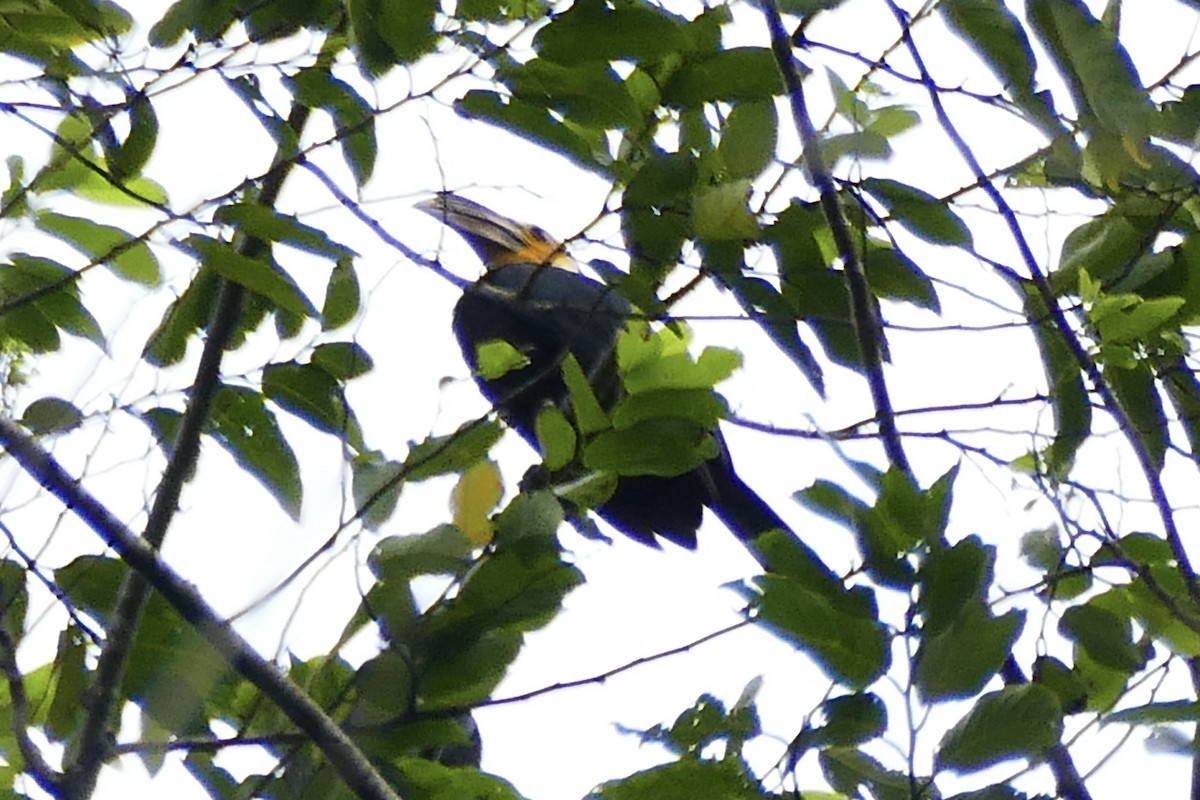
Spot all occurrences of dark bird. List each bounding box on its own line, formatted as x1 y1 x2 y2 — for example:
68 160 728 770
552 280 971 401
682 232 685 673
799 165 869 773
418 192 801 562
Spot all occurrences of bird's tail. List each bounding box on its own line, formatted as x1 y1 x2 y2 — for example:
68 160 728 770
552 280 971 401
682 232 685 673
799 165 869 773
708 467 790 544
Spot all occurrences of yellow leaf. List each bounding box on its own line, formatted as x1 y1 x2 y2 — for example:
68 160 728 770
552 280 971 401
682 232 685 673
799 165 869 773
451 460 503 546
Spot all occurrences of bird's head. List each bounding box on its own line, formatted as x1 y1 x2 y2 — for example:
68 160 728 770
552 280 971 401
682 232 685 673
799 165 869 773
417 192 577 272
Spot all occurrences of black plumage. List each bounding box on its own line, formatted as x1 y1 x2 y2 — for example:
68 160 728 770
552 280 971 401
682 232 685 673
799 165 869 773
419 193 792 551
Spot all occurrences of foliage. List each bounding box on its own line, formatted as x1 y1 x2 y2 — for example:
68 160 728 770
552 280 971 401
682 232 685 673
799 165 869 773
0 0 1199 798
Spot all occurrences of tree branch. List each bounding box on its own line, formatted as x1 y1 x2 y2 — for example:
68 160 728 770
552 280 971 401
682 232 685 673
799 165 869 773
0 418 401 800
762 0 910 473
59 98 312 796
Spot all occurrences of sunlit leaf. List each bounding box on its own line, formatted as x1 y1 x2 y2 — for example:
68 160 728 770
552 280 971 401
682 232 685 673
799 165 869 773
215 204 357 260
184 235 316 318
35 211 160 285
452 459 503 545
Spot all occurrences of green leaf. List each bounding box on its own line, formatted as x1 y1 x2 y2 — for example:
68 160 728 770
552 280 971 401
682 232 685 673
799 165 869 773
591 756 764 800
863 243 940 312
142 267 220 366
1074 642 1128 711
1051 210 1156 294
719 101 778 180
642 688 761 756
1024 282 1091 473
264 361 362 447
352 451 406 530
131 612 236 735
1162 357 1200 459
418 631 521 707
495 491 564 541
311 342 373 380
420 535 581 648
693 180 759 240
35 210 160 285
795 479 870 529
1156 85 1200 147
776 0 850 12
610 388 727 430
747 575 889 688
854 466 958 590
392 758 523 799
939 0 1039 110
457 91 611 175
20 396 83 434
535 405 577 471
534 0 686 65
404 421 504 481
214 204 357 260
45 626 87 741
664 47 785 107
457 0 549 20
584 419 717 477
476 339 530 380
1059 602 1145 672
918 536 992 633
209 385 303 520
1104 361 1167 472
1032 655 1089 715
0 560 27 643
184 235 316 318
916 604 1025 701
370 526 474 580
723 274 826 396
287 68 377 185
1092 295 1184 344
241 0 340 41
503 58 640 129
149 0 239 45
561 353 610 434
348 0 437 73
867 106 920 137
141 407 183 465
861 178 972 247
353 651 413 723
321 259 360 330
0 255 105 352
937 685 1064 771
1020 526 1063 572
621 338 741 393
1026 0 1153 145
813 693 887 747
822 131 892 167
1091 531 1174 567
109 93 158 182
821 746 913 800
1109 700 1200 725
221 73 300 152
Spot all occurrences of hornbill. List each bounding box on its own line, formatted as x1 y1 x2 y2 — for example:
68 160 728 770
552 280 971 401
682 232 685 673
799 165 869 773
418 192 796 557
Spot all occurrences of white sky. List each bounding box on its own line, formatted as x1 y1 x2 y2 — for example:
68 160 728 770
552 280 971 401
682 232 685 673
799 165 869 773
1 0 1199 798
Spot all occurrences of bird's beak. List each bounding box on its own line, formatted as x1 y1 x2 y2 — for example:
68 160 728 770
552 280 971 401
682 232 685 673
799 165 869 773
417 192 533 266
